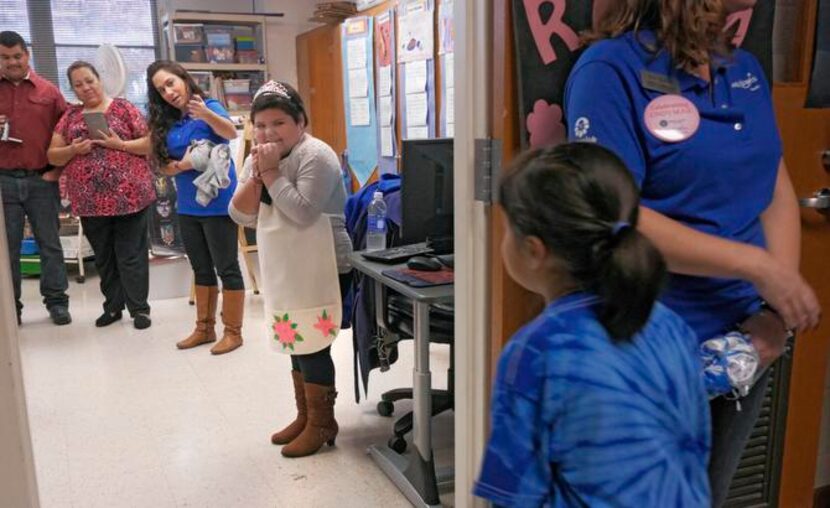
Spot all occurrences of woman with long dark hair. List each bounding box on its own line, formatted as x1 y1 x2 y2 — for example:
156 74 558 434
565 1 820 504
146 60 245 355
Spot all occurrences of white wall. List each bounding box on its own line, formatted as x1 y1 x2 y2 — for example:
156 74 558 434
158 0 321 87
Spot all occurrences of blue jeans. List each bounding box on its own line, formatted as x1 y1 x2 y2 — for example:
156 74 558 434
708 368 773 507
0 172 69 313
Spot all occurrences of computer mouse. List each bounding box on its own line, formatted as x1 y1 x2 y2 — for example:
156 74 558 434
407 255 443 272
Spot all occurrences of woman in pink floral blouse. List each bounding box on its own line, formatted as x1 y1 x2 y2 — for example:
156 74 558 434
47 61 156 330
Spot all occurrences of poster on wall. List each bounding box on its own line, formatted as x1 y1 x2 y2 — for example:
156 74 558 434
398 0 436 140
397 0 434 63
438 0 454 137
512 0 776 149
806 0 830 108
375 9 398 174
148 176 186 256
342 16 380 186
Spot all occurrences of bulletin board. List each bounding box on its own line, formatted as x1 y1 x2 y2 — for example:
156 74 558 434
342 16 381 186
375 9 398 174
397 0 436 141
438 0 455 137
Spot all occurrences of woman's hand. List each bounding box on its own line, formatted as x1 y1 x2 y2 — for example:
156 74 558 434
41 168 62 182
187 95 211 121
92 129 126 151
70 137 95 156
741 310 790 368
750 252 821 332
160 161 181 176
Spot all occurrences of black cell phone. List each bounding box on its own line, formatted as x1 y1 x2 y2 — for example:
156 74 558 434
83 112 109 140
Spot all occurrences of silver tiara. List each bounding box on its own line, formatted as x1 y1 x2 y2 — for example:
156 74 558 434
254 80 291 101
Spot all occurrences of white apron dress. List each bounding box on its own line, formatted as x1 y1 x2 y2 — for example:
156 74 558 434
257 202 342 354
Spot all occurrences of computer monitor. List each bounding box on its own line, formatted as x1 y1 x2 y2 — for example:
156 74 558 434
401 138 454 253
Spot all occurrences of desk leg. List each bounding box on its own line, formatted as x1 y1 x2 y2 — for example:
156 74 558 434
408 301 440 503
367 300 441 507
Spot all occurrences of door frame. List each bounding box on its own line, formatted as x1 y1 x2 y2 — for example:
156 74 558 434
0 201 41 507
453 0 492 506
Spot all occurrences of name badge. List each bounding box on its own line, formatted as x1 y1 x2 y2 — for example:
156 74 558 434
643 95 700 143
640 70 681 95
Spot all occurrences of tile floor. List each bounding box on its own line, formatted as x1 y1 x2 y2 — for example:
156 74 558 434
17 268 454 507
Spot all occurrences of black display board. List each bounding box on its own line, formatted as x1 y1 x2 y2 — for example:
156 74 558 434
512 0 775 148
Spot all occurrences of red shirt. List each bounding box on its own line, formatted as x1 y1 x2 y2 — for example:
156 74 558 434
0 70 67 171
54 98 156 217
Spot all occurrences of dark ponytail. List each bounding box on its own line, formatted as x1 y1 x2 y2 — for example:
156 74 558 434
499 142 666 341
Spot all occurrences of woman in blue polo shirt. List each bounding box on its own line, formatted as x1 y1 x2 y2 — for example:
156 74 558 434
564 1 820 505
147 60 245 356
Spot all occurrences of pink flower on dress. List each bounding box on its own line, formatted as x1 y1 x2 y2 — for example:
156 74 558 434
273 313 304 351
313 310 338 338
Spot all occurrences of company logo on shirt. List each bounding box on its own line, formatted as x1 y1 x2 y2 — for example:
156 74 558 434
731 72 761 92
573 117 597 143
574 117 591 138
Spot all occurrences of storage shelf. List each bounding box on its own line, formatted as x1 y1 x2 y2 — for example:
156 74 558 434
181 63 267 72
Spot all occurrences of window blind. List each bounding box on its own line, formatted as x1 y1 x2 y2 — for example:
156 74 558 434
1 0 160 111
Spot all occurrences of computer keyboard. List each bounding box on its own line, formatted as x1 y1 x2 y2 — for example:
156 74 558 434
361 244 434 264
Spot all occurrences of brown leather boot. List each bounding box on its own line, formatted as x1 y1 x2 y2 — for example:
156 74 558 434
281 383 338 458
176 285 218 349
211 289 244 355
271 370 306 445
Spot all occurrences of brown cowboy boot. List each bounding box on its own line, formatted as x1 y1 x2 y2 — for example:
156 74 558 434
271 370 307 445
281 383 338 458
211 289 244 355
176 285 218 349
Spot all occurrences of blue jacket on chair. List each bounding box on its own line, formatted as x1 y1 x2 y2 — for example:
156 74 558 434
345 174 403 402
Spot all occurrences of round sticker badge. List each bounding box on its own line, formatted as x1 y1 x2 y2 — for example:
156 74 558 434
643 95 700 143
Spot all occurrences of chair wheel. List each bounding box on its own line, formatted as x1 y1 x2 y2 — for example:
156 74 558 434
75 276 85 283
388 436 407 454
377 400 394 417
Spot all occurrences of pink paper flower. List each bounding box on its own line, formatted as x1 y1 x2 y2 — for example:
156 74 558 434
313 310 338 338
526 99 566 148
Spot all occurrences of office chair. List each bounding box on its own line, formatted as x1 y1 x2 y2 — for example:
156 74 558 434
376 291 454 454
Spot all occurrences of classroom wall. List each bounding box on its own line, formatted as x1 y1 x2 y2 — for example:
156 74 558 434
157 0 319 87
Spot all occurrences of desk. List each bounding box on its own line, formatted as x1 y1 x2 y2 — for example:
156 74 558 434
349 252 454 507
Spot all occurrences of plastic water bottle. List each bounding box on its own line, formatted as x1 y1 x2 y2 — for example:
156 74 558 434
366 191 387 252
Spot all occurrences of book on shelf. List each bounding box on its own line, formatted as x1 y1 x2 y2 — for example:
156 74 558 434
206 46 235 64
223 79 250 94
190 72 212 94
205 31 233 47
234 36 256 50
174 23 204 44
236 50 260 64
175 44 206 63
225 93 253 111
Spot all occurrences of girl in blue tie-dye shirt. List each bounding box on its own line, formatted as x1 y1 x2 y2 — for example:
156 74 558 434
474 143 711 507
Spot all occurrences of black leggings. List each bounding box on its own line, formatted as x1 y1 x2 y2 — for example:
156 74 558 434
178 214 244 290
291 272 353 385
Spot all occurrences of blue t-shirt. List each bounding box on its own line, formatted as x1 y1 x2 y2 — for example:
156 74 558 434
564 32 781 341
166 98 237 216
474 293 711 508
